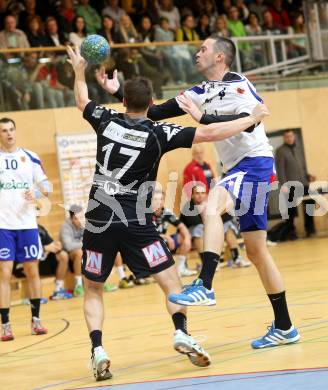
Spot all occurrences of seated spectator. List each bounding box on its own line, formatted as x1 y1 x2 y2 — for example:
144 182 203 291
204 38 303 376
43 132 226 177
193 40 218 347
3 52 46 110
38 224 73 300
57 0 76 33
287 13 307 58
0 14 30 48
69 16 87 46
227 6 247 39
157 0 180 31
26 15 48 47
76 0 101 34
45 16 68 46
212 15 230 38
18 0 39 31
269 0 290 31
180 185 250 269
203 0 218 32
37 53 75 108
102 0 126 30
196 13 211 40
235 0 249 23
152 190 196 277
262 10 283 35
249 0 267 25
245 12 265 67
218 0 232 17
119 14 138 43
144 0 161 26
118 47 164 98
183 144 215 198
176 14 199 42
97 15 122 44
59 205 85 297
154 16 185 83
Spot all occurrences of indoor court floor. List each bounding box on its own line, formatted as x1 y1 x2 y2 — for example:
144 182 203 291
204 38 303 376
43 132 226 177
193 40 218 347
1 237 328 390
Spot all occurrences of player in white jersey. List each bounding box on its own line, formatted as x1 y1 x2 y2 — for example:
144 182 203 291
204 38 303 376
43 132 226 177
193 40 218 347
0 117 48 341
96 35 300 349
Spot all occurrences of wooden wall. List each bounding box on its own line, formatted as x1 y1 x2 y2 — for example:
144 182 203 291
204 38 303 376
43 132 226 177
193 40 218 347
3 87 328 237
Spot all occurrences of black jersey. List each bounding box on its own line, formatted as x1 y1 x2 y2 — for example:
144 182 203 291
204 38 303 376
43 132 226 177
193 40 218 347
152 208 181 234
83 101 196 224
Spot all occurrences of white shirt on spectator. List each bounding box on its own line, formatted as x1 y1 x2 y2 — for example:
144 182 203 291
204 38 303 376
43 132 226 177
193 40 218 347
102 6 126 25
158 7 181 30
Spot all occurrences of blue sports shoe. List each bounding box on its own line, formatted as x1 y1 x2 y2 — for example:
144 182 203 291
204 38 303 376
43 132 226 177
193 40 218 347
251 321 300 349
168 279 216 306
50 288 73 300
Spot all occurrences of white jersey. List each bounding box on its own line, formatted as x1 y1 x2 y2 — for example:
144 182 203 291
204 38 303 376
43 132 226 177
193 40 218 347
0 148 47 229
183 72 273 172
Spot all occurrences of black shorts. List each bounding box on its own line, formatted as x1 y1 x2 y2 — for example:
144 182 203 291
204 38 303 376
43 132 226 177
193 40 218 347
82 220 175 282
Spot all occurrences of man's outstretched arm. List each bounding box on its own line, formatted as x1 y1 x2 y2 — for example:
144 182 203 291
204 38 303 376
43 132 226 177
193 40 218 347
67 45 90 112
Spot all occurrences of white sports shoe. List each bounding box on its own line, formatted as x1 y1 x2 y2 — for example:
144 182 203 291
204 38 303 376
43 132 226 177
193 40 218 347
173 329 211 367
178 267 197 277
232 256 251 268
91 346 112 381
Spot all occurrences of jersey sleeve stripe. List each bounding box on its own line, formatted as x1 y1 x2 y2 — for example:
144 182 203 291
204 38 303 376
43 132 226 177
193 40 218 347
188 86 205 95
247 82 263 103
22 149 42 166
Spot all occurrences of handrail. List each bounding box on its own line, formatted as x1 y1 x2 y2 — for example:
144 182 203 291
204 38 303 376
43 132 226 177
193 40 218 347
0 34 307 54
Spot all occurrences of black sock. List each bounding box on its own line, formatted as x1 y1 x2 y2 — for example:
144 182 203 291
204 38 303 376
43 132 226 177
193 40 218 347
30 299 41 319
0 308 9 324
231 248 239 261
90 330 103 352
172 312 187 334
268 291 292 331
198 251 219 290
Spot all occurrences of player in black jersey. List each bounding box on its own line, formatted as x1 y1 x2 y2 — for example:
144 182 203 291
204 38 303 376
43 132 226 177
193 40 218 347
67 45 268 381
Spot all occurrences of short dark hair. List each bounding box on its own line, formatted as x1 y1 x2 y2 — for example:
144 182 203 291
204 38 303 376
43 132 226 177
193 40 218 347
0 117 16 128
209 34 236 67
191 184 206 194
124 77 153 112
69 204 83 218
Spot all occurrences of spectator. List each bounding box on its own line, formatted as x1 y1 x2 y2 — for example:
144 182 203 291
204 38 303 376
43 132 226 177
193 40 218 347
26 15 48 47
203 0 218 32
269 0 290 30
37 54 75 108
183 144 215 198
287 13 307 58
157 0 180 31
45 16 68 46
218 0 232 17
57 0 76 33
275 130 316 238
154 16 185 83
69 15 87 46
227 6 247 39
262 9 282 35
249 0 267 25
76 0 101 34
119 14 138 43
102 0 126 29
38 224 73 300
235 0 249 23
59 205 84 297
97 15 121 44
212 15 230 38
0 14 30 49
152 190 196 277
245 12 264 66
176 14 199 41
196 13 211 40
18 0 39 31
144 0 161 26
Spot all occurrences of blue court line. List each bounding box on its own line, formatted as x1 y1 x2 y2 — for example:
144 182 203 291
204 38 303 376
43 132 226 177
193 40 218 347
75 368 328 390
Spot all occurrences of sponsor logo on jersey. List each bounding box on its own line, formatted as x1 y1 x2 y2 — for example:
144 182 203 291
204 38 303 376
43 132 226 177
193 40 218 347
162 125 182 141
0 180 29 190
142 241 168 267
0 248 11 259
92 106 106 119
237 88 245 94
204 87 227 104
85 250 103 275
103 122 149 148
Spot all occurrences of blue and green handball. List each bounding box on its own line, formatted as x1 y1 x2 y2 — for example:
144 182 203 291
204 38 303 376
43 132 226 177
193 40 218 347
80 34 110 65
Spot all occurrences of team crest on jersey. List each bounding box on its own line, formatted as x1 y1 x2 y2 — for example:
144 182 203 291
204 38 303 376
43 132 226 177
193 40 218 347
162 125 182 141
85 250 103 275
0 248 10 259
237 88 245 94
142 241 168 267
20 156 26 162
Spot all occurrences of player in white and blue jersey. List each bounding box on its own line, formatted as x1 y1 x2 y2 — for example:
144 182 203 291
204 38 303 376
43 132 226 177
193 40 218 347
0 117 49 341
97 35 300 349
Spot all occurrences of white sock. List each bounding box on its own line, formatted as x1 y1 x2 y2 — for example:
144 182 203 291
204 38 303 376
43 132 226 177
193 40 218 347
55 279 64 292
75 275 82 286
116 266 126 280
176 255 186 270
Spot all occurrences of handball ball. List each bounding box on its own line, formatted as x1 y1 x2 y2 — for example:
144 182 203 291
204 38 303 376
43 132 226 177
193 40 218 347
80 35 110 65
